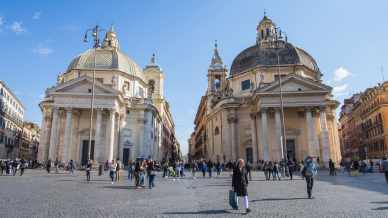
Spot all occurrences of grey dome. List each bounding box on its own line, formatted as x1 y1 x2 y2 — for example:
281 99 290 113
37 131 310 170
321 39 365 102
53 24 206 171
230 42 320 76
66 48 144 79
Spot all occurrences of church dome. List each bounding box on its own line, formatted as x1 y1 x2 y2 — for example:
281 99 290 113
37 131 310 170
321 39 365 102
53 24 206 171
230 43 320 76
66 26 144 80
230 16 320 76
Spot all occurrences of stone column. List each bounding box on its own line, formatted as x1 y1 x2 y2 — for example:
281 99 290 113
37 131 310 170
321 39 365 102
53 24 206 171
274 108 282 160
305 108 318 156
48 106 59 160
106 109 115 162
38 107 52 161
250 113 258 164
94 109 103 163
319 107 330 167
228 112 238 161
118 114 126 162
62 108 73 163
261 108 269 161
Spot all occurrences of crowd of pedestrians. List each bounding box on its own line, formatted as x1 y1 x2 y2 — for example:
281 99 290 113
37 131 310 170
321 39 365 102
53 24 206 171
0 159 27 176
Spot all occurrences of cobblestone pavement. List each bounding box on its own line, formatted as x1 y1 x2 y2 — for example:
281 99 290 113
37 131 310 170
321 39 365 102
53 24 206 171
0 169 387 218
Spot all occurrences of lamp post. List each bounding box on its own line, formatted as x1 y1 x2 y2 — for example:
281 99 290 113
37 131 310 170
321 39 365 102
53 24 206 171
274 27 288 175
83 25 105 164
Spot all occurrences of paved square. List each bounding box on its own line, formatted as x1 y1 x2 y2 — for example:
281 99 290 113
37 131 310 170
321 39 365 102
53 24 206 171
0 170 387 218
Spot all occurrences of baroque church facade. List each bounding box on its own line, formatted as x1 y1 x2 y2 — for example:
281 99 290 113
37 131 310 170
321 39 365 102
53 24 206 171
38 27 179 166
189 16 341 167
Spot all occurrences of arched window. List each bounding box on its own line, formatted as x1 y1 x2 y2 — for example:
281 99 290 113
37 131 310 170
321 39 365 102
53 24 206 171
148 80 155 95
214 127 220 135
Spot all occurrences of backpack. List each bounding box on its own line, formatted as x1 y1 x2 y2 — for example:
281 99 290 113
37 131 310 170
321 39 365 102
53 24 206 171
304 162 317 177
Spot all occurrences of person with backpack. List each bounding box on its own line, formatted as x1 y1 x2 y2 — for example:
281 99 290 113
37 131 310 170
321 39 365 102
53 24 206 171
115 159 121 182
86 160 92 182
272 161 281 181
147 160 156 189
109 160 117 184
54 158 59 174
301 156 318 199
232 159 251 214
382 157 388 183
19 159 26 176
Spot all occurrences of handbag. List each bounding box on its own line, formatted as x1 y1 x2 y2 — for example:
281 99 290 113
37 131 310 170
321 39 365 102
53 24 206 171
228 190 238 209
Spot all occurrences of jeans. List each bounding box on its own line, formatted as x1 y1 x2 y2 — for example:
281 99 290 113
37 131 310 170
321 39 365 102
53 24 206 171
149 174 155 188
140 172 145 186
110 171 116 182
86 170 91 181
305 176 314 197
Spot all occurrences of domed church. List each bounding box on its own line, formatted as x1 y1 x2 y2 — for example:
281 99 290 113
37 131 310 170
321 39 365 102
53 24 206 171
190 16 341 167
38 26 179 166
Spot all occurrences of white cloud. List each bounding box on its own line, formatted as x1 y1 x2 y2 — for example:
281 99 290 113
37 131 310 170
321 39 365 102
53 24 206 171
10 21 26 34
0 16 3 26
333 84 349 95
333 67 352 82
33 46 53 56
33 11 41 20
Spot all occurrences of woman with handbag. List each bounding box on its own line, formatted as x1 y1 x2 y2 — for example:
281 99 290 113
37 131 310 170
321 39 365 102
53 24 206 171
232 159 251 214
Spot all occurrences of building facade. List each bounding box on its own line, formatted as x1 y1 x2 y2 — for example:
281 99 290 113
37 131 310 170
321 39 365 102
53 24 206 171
339 83 388 160
189 16 342 166
19 122 40 160
38 27 179 166
0 80 25 159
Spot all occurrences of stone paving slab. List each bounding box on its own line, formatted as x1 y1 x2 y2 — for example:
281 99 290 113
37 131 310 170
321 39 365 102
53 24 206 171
0 170 387 218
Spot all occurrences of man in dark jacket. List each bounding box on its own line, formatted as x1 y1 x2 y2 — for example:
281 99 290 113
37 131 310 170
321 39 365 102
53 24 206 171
382 157 388 183
232 159 251 214
302 156 318 199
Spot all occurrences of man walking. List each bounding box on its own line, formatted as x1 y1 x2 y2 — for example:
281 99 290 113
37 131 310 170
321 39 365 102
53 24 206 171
54 158 59 174
109 160 117 184
86 160 92 182
147 160 156 189
69 160 75 176
382 157 388 183
46 159 51 174
115 159 120 182
302 156 318 199
329 159 336 176
19 159 26 176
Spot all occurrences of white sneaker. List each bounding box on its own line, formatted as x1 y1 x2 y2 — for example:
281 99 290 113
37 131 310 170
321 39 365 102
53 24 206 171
111 182 114 185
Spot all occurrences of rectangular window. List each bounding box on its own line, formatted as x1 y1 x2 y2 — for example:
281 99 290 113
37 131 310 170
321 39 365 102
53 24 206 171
274 74 287 81
139 87 144 97
124 81 130 91
96 78 104 83
241 80 251 91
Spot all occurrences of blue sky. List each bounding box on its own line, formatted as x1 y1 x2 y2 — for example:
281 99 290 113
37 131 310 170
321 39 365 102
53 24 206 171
1 1 388 155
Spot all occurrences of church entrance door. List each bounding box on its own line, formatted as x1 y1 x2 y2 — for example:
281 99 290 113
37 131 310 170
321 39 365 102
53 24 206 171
81 140 94 166
246 147 253 164
123 148 130 166
286 139 296 161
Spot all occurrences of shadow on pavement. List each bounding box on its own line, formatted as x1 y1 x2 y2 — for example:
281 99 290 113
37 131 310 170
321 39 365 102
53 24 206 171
251 197 307 202
102 185 138 190
317 173 388 195
372 207 388 211
371 201 388 211
163 209 232 215
371 201 388 204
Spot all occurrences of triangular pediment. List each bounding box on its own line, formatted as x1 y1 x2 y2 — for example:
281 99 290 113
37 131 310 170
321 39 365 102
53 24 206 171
257 74 331 93
48 75 119 95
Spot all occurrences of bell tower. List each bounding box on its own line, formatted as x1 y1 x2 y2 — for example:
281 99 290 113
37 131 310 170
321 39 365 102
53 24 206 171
256 14 277 45
207 41 227 95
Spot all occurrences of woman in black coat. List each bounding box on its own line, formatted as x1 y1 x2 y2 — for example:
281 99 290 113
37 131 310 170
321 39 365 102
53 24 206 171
232 159 251 213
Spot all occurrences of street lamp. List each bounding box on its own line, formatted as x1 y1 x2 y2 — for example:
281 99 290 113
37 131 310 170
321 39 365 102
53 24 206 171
83 25 106 164
274 27 288 173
